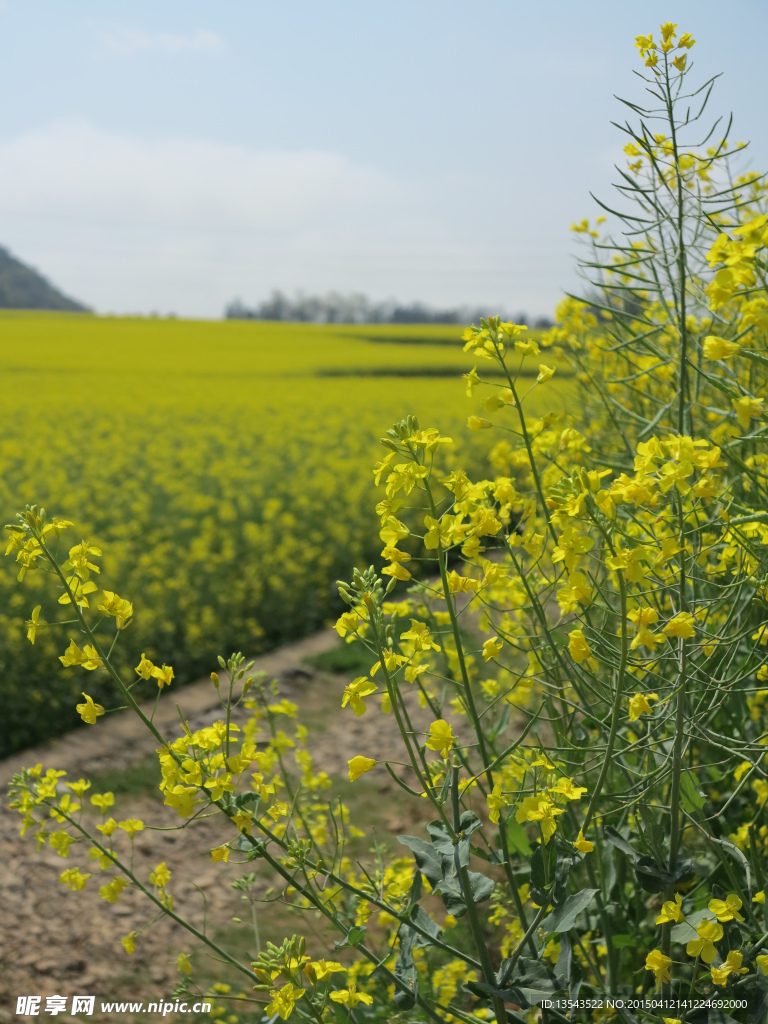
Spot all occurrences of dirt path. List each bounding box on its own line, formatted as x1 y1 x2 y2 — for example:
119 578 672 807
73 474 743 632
0 630 430 1019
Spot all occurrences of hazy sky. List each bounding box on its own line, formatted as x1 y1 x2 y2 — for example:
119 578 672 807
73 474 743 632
0 1 766 318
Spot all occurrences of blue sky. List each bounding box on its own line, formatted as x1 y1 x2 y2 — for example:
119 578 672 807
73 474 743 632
0 0 765 317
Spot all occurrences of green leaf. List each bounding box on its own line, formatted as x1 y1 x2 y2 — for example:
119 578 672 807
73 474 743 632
541 889 599 934
553 850 575 905
427 812 482 867
680 769 706 812
531 839 557 893
611 934 637 949
468 870 495 904
406 867 422 911
431 874 466 917
688 1011 740 1024
604 826 639 862
426 820 455 857
475 959 559 1009
459 810 484 838
409 904 442 940
554 933 572 990
634 855 693 894
235 791 259 810
334 927 366 950
506 818 532 857
398 835 442 888
394 923 417 1010
470 843 492 862
633 856 666 894
432 865 495 916
639 804 665 861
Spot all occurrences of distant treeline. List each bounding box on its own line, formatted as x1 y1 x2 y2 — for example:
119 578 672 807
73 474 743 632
225 291 553 328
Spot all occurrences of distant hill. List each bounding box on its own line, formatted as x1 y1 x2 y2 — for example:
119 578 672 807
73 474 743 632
0 246 89 311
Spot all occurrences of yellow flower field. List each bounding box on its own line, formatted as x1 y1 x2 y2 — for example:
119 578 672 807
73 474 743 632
0 313 565 754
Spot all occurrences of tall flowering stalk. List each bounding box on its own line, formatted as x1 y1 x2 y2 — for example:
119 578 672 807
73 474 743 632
7 22 768 1024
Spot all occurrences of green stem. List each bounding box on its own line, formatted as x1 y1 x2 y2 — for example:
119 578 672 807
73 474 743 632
451 766 506 1024
582 572 629 834
422 474 493 789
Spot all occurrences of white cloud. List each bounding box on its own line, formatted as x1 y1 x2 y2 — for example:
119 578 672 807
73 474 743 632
0 120 569 317
101 26 225 56
0 120 401 229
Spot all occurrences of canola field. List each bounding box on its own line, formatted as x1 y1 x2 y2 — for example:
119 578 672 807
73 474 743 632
0 313 564 755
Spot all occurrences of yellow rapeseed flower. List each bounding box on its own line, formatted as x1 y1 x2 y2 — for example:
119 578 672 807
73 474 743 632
567 629 593 665
99 877 127 903
25 605 47 644
90 792 115 810
663 612 696 639
347 756 376 782
59 868 91 891
703 336 741 360
135 653 154 679
733 395 764 431
656 893 684 924
425 720 456 759
482 636 503 661
341 677 377 716
149 862 171 887
708 893 744 922
468 416 493 431
98 590 133 629
76 693 105 725
177 953 193 975
61 641 103 671
329 984 373 1008
645 949 671 985
266 983 304 1020
573 831 594 854
686 918 723 963
628 692 659 722
711 950 748 986
304 960 345 982
515 795 564 844
117 818 145 838
151 664 174 689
